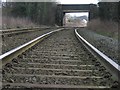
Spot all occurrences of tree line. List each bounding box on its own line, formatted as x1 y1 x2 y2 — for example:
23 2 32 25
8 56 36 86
86 2 119 22
2 2 57 25
98 2 119 22
2 2 119 26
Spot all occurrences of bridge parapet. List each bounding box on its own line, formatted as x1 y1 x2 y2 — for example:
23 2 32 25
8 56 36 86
61 4 90 11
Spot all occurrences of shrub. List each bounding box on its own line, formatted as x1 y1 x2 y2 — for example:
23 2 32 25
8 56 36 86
2 16 38 29
87 19 118 39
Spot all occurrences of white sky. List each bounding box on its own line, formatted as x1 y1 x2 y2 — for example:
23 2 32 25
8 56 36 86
66 12 88 17
59 0 99 4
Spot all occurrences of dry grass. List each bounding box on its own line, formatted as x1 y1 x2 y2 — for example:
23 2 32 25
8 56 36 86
2 16 38 29
87 19 118 39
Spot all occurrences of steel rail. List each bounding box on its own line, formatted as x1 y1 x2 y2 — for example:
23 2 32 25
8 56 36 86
0 27 51 35
0 27 49 32
75 29 120 82
0 28 64 66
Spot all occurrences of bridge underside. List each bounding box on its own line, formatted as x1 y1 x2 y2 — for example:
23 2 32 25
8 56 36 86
56 4 98 26
61 4 90 11
63 10 89 13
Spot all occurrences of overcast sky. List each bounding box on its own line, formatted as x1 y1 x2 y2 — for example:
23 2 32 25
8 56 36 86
66 13 88 17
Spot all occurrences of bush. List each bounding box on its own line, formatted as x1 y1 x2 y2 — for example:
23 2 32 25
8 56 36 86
87 19 118 39
2 16 38 29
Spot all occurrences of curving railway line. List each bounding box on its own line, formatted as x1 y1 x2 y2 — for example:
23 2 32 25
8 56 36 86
0 28 120 89
1 27 59 53
0 27 50 36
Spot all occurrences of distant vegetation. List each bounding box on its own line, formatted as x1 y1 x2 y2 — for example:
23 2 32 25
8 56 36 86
87 2 119 39
87 19 118 39
98 2 118 22
2 2 58 29
2 1 119 33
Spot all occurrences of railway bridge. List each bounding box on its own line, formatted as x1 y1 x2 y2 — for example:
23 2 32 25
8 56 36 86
56 4 98 26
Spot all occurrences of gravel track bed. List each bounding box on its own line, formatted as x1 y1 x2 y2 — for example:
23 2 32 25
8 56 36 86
4 68 102 76
10 58 95 65
12 64 96 70
2 29 117 88
77 28 119 65
3 75 113 86
14 58 83 64
2 28 55 53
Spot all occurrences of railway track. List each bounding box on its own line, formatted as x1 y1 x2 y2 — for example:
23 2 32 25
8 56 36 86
2 27 60 54
0 28 120 89
0 27 50 36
